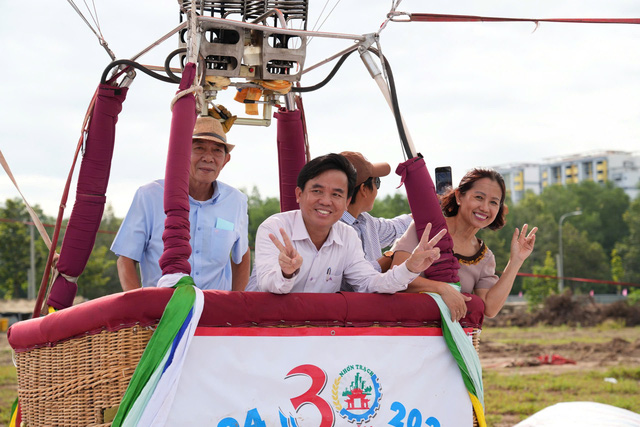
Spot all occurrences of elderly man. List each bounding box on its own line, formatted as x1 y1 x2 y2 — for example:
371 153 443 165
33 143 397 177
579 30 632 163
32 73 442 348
251 153 445 294
111 115 250 291
339 151 412 276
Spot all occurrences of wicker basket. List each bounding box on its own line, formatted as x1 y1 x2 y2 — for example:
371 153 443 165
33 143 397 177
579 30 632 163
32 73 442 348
15 325 155 426
14 324 481 426
10 289 485 426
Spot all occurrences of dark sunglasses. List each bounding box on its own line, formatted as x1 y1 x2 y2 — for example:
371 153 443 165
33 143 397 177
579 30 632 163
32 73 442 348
366 176 381 189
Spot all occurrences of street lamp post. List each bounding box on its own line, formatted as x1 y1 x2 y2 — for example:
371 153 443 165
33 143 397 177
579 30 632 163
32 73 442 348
558 210 582 293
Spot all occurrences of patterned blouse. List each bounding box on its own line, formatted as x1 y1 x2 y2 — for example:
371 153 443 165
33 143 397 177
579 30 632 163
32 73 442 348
392 222 499 294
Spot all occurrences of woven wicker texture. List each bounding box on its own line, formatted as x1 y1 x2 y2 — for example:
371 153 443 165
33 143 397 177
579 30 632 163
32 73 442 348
15 325 154 426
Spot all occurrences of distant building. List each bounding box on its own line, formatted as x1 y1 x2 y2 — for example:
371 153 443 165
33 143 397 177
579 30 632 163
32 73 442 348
494 150 640 203
491 163 541 204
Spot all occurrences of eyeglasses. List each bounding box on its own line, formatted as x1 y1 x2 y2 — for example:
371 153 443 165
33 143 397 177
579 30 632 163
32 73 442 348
366 177 381 189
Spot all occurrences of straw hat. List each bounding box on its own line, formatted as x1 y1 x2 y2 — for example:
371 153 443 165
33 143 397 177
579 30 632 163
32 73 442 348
192 116 235 152
340 151 390 186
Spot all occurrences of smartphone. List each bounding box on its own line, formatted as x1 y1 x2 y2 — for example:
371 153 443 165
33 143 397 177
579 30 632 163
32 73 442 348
435 166 453 195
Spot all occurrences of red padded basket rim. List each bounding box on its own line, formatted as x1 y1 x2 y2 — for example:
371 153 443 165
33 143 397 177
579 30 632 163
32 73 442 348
8 288 484 352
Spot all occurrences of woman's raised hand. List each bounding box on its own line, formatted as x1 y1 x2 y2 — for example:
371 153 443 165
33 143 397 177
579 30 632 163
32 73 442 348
511 224 538 264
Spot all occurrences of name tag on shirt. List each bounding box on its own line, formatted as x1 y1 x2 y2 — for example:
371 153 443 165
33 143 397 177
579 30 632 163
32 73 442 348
215 218 235 231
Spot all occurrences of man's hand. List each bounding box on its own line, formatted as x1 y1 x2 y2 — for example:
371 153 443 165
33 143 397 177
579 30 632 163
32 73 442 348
269 228 303 278
405 223 447 274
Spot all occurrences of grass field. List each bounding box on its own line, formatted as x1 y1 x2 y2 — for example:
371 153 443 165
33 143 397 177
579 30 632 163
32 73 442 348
480 323 640 426
484 366 640 425
1 324 639 425
0 337 16 424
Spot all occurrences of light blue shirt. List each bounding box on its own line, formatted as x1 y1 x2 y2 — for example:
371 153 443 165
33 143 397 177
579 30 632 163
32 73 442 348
339 211 412 292
111 179 248 290
340 211 412 271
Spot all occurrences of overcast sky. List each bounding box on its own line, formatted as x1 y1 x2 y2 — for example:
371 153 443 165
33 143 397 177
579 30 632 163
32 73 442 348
1 1 639 219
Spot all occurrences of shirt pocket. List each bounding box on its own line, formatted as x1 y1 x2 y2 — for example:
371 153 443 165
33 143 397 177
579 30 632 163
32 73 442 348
207 228 236 268
323 272 343 292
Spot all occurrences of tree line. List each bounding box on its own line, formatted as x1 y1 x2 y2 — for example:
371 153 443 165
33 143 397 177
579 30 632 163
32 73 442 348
1 180 639 302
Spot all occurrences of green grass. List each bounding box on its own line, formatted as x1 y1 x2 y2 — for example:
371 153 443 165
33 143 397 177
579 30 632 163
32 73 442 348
0 365 17 424
485 367 640 425
481 324 639 346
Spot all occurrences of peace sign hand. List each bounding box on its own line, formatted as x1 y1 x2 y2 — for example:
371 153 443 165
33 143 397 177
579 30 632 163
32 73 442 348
405 223 447 274
269 228 303 278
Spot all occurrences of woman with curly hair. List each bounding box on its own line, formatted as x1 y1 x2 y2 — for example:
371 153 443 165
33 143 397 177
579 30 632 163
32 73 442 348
391 168 537 321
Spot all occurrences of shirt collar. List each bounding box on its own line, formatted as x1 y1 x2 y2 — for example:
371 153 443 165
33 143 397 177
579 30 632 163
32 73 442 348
292 210 344 247
291 211 310 242
327 223 344 246
341 210 356 225
189 181 220 206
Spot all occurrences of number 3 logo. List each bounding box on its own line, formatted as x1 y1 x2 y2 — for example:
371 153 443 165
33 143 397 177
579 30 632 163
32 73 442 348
286 364 335 427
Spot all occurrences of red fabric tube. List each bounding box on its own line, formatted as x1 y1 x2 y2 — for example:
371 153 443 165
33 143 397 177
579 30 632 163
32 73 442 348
49 85 127 309
396 156 460 283
158 63 197 276
47 275 78 310
275 108 307 212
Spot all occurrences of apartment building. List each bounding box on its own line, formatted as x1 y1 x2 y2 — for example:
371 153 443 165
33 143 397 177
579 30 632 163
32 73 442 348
494 151 640 203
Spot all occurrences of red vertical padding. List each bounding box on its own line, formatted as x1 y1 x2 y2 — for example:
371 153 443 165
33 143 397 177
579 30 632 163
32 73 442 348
48 85 128 310
396 156 460 283
275 108 306 212
158 62 197 277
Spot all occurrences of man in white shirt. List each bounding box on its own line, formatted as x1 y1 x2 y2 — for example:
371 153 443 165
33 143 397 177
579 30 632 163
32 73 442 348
250 153 445 293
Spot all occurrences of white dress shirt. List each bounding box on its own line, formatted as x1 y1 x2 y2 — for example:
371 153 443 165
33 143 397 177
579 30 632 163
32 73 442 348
251 210 418 293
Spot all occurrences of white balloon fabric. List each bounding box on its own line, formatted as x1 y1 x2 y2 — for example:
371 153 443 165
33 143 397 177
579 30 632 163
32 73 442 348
514 401 640 427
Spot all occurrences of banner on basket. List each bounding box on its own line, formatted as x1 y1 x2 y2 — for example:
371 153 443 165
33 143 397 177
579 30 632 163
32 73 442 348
167 327 474 426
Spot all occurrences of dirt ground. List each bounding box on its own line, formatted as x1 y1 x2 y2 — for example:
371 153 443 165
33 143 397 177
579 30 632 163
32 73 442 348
480 296 640 375
0 334 12 366
479 325 640 375
479 299 640 426
478 327 640 427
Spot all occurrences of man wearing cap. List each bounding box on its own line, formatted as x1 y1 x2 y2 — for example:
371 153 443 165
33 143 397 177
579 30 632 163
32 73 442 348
111 115 250 291
339 152 412 282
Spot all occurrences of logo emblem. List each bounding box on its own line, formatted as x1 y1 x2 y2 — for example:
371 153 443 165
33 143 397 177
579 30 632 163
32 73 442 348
332 365 382 423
